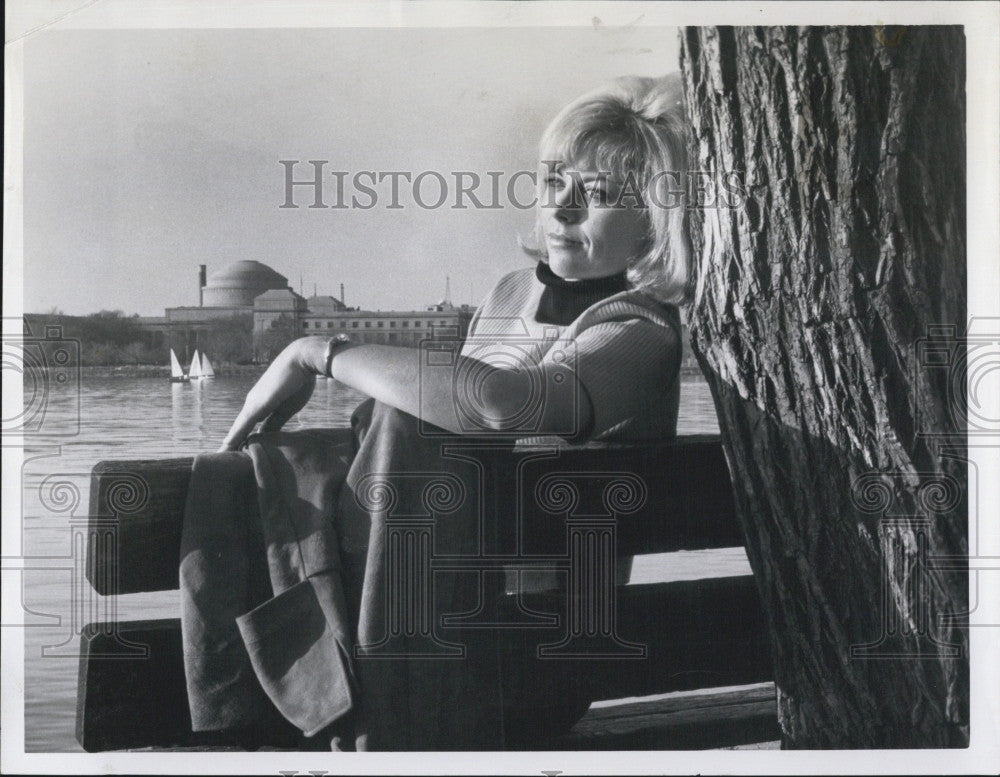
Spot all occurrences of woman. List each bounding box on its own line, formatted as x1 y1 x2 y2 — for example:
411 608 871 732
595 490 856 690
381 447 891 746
220 73 691 451
208 73 693 750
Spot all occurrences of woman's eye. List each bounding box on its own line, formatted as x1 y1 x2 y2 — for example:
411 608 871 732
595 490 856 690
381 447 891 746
546 176 565 189
586 185 610 204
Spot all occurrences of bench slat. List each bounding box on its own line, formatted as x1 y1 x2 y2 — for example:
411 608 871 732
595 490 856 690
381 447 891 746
88 458 194 595
75 619 306 752
501 576 771 704
555 684 780 750
77 575 769 751
88 437 737 595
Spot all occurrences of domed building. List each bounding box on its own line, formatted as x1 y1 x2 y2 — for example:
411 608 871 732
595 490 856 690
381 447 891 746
200 260 290 308
163 260 301 323
158 261 307 361
143 260 475 364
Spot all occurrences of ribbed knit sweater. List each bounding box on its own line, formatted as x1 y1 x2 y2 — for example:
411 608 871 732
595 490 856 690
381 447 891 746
460 262 682 442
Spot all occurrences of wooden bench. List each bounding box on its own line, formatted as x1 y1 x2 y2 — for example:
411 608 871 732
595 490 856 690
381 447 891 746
76 435 778 751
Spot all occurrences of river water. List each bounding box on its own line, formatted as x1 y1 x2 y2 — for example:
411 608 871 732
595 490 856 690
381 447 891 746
17 373 749 751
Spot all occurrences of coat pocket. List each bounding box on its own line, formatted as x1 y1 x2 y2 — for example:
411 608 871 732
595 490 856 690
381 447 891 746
236 571 356 737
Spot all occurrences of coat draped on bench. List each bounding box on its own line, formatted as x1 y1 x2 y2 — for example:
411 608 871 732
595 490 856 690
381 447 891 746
180 398 515 751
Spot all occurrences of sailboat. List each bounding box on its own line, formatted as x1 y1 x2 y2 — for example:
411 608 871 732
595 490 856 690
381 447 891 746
188 350 203 380
169 349 189 382
200 353 216 378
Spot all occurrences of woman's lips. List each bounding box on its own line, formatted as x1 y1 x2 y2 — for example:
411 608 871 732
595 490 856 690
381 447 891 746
547 233 583 249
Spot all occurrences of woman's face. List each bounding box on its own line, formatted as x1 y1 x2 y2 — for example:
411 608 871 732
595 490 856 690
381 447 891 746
538 160 649 281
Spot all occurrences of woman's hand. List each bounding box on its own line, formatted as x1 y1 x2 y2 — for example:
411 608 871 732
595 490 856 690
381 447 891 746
218 337 328 451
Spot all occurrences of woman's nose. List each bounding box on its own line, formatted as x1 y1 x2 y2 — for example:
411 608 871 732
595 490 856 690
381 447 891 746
553 184 585 223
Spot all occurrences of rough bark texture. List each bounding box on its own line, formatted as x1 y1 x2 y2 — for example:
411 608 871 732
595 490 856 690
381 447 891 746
680 26 968 748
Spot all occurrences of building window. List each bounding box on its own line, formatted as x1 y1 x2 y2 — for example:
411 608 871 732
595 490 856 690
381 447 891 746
440 321 447 326
352 321 359 328
365 321 371 328
414 321 421 327
377 321 384 328
327 321 333 329
340 321 347 328
389 321 396 328
402 321 409 328
303 322 309 329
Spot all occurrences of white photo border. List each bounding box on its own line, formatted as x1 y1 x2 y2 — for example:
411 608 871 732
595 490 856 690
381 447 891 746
3 2 998 774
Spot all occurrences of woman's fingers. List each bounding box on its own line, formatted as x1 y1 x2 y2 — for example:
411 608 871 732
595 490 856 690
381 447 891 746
217 352 318 451
217 385 287 452
219 404 263 452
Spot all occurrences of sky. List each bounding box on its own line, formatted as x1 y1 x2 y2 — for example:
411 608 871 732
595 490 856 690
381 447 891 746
23 25 680 315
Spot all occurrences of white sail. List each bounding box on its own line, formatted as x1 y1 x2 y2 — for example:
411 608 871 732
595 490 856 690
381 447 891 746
200 353 216 378
169 349 185 380
189 349 202 379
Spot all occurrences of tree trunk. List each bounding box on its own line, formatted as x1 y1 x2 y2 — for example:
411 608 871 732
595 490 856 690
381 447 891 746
680 26 968 748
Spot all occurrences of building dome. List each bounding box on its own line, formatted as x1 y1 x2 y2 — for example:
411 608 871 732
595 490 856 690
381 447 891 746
201 260 289 308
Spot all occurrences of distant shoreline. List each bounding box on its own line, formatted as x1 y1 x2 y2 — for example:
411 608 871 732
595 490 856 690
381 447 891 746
33 364 709 381
68 364 268 378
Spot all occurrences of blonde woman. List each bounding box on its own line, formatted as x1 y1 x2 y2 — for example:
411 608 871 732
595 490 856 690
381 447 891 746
221 74 692 450
205 74 694 750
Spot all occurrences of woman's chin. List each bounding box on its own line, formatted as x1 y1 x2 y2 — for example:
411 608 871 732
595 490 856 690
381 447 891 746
546 255 584 281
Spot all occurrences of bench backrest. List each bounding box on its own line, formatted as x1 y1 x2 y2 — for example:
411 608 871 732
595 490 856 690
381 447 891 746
87 436 740 595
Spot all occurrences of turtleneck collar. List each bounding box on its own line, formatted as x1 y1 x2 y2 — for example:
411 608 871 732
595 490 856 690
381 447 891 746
534 261 629 325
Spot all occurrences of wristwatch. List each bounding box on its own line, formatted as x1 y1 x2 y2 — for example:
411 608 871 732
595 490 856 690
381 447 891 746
323 334 353 377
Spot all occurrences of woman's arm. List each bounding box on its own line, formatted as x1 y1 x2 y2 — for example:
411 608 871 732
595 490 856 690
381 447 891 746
219 336 592 450
331 339 592 436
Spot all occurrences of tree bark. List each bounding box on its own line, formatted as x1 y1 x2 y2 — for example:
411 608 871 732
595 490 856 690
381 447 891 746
680 26 968 748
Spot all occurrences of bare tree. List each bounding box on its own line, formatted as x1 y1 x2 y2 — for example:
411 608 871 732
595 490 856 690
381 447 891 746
680 26 968 747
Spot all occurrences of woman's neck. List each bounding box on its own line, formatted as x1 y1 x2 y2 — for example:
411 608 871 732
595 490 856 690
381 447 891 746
534 261 628 325
535 261 628 293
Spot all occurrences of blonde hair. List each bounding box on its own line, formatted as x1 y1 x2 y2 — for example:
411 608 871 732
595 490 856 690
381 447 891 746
526 73 693 305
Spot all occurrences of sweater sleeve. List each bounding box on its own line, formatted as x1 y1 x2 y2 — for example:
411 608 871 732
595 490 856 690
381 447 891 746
541 299 682 441
464 268 533 340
